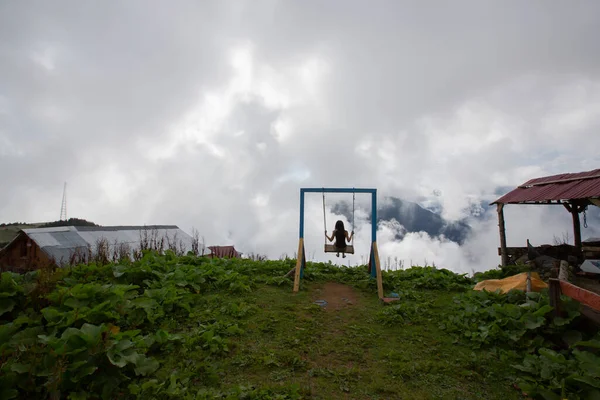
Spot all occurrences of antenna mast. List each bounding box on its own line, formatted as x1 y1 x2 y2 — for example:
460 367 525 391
60 182 67 221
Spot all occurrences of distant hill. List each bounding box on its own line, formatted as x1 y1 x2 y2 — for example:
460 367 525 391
332 197 472 244
0 223 42 248
0 218 99 249
39 218 99 228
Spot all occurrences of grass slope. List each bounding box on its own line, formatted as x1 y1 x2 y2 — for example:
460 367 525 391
1 254 598 399
217 282 519 399
0 224 41 247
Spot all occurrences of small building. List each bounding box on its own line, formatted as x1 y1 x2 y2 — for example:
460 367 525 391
0 225 195 273
491 168 600 266
204 245 242 258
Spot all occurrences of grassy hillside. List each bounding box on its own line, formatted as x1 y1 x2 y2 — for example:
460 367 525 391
0 223 42 247
1 255 598 399
0 219 98 248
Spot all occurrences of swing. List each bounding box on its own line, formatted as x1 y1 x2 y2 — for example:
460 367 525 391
323 190 355 254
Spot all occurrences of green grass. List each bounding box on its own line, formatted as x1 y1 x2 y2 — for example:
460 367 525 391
2 254 597 399
193 283 522 400
121 285 519 399
0 223 41 247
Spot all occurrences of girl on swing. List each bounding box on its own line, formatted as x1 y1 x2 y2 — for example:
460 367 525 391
325 220 354 258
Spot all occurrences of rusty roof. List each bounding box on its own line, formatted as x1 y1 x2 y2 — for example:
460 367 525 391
207 245 242 258
492 168 600 205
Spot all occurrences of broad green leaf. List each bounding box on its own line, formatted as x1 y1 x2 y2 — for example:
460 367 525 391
80 323 105 345
10 363 30 374
562 330 583 347
67 392 89 400
574 339 600 349
538 348 565 364
0 299 16 317
532 304 553 317
537 388 561 400
133 356 160 376
571 375 600 389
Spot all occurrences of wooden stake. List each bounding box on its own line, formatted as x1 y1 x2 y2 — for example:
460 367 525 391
293 239 303 293
497 203 508 267
549 278 562 317
373 242 384 299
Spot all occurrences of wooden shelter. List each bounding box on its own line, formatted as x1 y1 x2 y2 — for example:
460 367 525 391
204 245 242 258
491 168 600 266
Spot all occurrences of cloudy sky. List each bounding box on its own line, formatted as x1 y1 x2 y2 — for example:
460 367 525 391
2 1 600 274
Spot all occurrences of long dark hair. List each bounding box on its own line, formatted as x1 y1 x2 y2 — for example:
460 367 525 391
334 220 345 244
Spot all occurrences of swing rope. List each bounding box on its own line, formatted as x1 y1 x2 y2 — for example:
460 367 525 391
351 189 355 245
322 188 356 246
322 189 327 244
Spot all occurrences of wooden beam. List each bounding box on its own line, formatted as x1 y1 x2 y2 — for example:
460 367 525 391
559 280 600 311
373 242 384 299
569 202 582 252
580 305 600 326
497 203 508 267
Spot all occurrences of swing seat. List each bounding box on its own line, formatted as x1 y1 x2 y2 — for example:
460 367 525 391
324 244 354 254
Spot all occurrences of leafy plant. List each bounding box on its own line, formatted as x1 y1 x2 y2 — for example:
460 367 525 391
441 289 580 350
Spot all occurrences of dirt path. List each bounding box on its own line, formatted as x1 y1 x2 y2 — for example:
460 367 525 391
311 281 359 312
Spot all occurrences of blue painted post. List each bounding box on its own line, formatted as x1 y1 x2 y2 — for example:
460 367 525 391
371 190 377 243
299 189 305 239
370 190 377 278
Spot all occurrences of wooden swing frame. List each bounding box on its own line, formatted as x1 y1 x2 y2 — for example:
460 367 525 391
293 187 384 299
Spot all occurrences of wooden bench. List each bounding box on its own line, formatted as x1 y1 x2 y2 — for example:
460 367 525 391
324 244 354 254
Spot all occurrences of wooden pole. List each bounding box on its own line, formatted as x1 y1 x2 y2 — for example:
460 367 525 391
497 203 508 267
565 202 582 252
548 278 562 317
373 242 384 299
293 239 304 293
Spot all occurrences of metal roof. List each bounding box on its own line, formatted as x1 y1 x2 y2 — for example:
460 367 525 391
207 245 242 258
18 225 194 266
492 168 600 205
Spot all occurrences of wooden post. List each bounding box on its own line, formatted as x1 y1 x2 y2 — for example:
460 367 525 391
548 278 563 317
497 203 508 267
572 204 582 253
373 242 384 299
559 260 570 281
293 239 304 293
564 202 582 253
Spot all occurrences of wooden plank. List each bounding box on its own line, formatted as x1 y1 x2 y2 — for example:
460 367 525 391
293 239 303 293
497 204 508 267
583 246 600 252
373 242 384 299
497 247 527 256
580 305 600 326
559 280 600 311
324 244 354 254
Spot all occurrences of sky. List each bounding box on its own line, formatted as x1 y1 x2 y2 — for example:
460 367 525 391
1 1 600 274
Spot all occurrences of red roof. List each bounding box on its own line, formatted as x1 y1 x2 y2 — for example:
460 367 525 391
492 168 600 205
206 245 241 258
